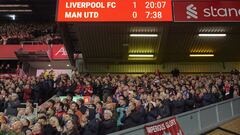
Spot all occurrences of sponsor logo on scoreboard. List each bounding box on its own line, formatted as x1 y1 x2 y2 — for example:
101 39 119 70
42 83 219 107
186 4 197 19
174 1 240 22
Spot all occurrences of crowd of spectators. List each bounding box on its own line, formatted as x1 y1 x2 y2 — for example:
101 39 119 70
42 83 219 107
0 69 239 135
0 22 63 45
0 63 21 74
0 64 15 74
0 61 24 75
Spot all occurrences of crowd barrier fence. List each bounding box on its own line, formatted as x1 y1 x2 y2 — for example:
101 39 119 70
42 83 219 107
109 96 240 135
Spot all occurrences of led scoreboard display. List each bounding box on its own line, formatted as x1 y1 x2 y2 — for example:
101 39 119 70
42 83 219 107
56 0 172 22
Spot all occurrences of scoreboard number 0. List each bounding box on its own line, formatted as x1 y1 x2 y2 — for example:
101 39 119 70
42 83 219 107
132 12 138 18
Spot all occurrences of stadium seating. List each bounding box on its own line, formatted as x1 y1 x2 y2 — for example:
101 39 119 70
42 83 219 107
0 70 239 135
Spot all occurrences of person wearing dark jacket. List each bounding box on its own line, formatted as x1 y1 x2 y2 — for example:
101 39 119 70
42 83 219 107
62 120 79 135
122 102 142 129
0 95 5 112
43 124 61 135
194 89 203 108
93 80 102 97
87 107 96 121
56 82 66 96
156 99 170 119
4 93 20 116
66 81 77 95
39 78 47 103
102 81 113 102
32 80 41 103
170 93 185 115
99 110 117 135
145 102 158 122
82 118 100 135
212 86 220 103
135 99 146 125
202 89 215 106
184 93 195 112
43 116 62 135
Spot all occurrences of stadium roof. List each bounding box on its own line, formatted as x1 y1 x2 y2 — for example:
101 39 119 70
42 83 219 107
61 22 240 64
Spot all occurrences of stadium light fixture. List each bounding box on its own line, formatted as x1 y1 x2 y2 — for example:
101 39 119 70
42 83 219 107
8 14 15 20
129 34 158 37
0 4 29 7
189 54 214 57
0 9 32 12
128 54 154 58
198 34 226 37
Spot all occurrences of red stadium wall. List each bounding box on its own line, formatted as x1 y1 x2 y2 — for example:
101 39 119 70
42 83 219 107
0 44 68 60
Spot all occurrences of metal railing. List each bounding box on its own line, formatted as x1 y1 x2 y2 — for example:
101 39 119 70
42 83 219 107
109 97 240 135
20 40 45 45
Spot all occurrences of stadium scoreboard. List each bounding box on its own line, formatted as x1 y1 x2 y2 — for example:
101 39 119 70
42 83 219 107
56 0 172 22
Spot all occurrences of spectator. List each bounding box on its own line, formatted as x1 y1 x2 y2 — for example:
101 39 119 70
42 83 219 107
184 91 195 112
122 102 142 129
81 114 100 135
170 93 185 115
5 64 12 73
11 121 24 135
0 64 4 73
20 118 31 134
4 93 20 116
116 98 128 129
156 99 170 119
84 82 93 96
145 102 158 122
102 80 113 102
0 22 62 45
23 84 32 102
74 81 84 95
69 102 82 124
62 120 79 135
44 116 62 135
23 107 35 122
171 68 180 77
231 68 239 75
32 122 42 135
55 102 66 118
0 95 5 112
99 110 117 135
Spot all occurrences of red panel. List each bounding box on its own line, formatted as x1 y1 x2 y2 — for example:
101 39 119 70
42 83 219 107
173 1 240 22
23 45 49 52
56 0 172 22
0 45 21 59
0 45 68 60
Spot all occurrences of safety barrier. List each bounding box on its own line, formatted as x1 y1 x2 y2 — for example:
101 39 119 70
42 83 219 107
20 40 45 45
109 96 240 135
